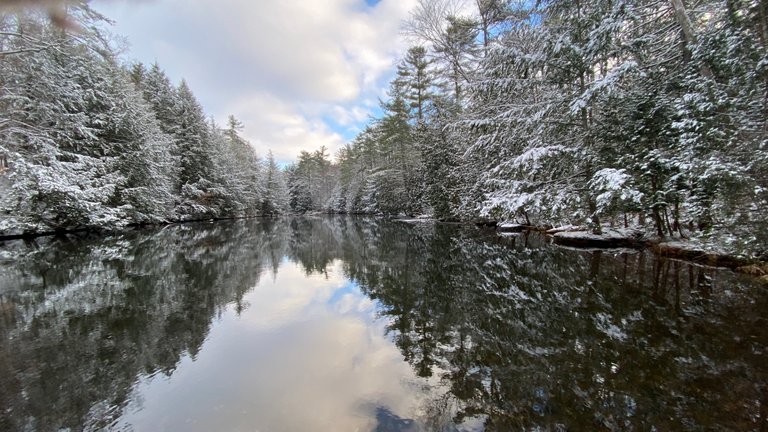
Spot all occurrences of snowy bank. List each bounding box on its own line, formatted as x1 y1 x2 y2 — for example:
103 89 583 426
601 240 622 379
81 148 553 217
393 217 438 224
497 223 535 233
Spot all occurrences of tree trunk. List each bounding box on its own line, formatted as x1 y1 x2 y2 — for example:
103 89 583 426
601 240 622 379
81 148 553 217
453 63 461 103
651 184 665 237
663 207 675 237
653 205 665 237
760 0 768 134
669 0 714 78
673 199 686 237
669 0 698 45
588 182 602 234
758 0 768 48
575 37 602 235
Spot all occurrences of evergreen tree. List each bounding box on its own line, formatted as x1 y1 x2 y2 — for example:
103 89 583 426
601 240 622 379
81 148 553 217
0 2 281 234
1 5 128 232
262 151 290 216
397 46 436 122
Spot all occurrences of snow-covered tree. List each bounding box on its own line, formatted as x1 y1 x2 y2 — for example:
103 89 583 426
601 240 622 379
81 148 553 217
286 148 336 213
0 5 129 233
0 4 276 234
261 151 290 216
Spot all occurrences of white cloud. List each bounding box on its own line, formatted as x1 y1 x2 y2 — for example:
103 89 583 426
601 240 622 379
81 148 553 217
236 260 355 330
222 93 347 163
330 105 372 128
97 0 419 163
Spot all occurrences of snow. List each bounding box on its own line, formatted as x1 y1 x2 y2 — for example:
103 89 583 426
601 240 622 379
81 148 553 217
512 145 569 169
0 12 289 237
497 223 530 232
394 218 436 224
554 228 644 241
546 225 583 234
594 312 628 342
2 0 766 259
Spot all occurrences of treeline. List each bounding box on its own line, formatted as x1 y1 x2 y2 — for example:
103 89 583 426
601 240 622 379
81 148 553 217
287 0 768 254
0 2 290 237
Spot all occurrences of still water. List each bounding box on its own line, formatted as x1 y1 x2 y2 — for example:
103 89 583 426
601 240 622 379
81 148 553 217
0 217 765 431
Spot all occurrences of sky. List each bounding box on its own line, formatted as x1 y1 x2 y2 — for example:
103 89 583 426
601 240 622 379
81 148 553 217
94 0 419 164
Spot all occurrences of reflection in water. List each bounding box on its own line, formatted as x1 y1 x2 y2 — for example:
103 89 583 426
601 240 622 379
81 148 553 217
0 217 766 431
115 261 429 432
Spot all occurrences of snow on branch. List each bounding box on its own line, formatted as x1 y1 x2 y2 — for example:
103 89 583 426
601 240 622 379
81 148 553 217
570 61 639 114
589 168 643 213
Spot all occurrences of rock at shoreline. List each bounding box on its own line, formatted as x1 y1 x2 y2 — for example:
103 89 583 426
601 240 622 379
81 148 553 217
393 218 436 224
546 225 585 235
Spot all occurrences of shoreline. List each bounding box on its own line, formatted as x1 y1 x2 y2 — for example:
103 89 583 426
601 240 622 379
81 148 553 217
0 215 274 243
4 215 766 284
538 227 766 282
395 217 768 282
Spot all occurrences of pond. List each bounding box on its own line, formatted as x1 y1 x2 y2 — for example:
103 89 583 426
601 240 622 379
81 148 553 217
0 217 765 431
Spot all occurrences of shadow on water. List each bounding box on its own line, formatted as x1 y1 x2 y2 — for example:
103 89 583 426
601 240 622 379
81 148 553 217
0 217 766 431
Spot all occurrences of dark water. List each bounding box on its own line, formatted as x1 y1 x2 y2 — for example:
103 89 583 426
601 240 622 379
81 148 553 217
0 217 766 431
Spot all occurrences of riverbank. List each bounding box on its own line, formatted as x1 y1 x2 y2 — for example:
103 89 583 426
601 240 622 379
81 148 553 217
0 215 274 243
525 225 766 283
394 217 767 283
5 215 766 285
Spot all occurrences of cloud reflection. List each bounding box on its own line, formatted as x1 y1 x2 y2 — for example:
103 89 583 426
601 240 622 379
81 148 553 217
116 260 430 432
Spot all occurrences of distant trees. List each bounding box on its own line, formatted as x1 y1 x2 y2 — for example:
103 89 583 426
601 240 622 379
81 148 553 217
262 150 289 216
0 3 289 236
287 147 335 213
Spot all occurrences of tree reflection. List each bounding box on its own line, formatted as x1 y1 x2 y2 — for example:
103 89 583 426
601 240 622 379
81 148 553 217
0 217 765 431
307 219 767 431
0 221 286 431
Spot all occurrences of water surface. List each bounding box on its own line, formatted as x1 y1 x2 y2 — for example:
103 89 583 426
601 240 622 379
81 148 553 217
0 218 765 431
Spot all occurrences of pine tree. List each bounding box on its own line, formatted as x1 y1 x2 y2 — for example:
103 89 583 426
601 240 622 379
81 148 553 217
262 151 290 216
397 46 436 122
0 5 127 232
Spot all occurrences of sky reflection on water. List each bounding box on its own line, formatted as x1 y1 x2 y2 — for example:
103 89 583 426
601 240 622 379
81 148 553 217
115 260 436 432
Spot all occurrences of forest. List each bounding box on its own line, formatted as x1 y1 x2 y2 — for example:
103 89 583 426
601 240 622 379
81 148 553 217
0 3 290 237
286 0 768 256
1 0 767 256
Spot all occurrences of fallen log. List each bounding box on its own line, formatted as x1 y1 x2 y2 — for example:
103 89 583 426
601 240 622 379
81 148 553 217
651 242 750 269
552 229 647 249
